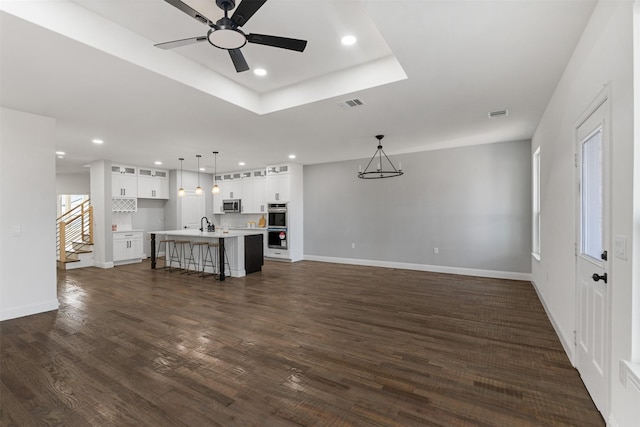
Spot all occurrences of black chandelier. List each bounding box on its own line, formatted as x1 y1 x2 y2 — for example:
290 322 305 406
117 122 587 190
357 135 403 179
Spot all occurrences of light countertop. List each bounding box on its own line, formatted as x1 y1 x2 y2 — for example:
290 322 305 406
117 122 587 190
149 229 265 238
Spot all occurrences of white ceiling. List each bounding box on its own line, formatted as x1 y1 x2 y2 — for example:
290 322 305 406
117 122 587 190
0 0 597 174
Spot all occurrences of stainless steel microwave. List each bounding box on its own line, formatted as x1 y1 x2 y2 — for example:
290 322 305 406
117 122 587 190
223 199 241 213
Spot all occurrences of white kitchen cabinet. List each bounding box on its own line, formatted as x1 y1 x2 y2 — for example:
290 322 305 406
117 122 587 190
137 168 169 199
223 172 243 199
112 165 137 198
251 169 267 213
113 231 143 264
266 170 290 202
240 178 253 213
212 174 225 214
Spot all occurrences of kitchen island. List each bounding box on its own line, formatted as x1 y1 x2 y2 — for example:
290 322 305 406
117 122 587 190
149 229 264 281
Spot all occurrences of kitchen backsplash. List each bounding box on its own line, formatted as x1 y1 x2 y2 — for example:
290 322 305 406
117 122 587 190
112 212 133 231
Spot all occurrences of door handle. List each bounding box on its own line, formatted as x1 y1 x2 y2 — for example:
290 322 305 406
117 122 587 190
592 273 607 283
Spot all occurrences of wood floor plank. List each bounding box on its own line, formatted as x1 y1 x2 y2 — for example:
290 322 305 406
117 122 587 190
0 260 604 426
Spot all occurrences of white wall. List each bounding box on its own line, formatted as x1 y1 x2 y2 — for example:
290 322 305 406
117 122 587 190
531 1 637 425
90 160 112 268
304 140 532 279
0 107 58 320
56 172 90 195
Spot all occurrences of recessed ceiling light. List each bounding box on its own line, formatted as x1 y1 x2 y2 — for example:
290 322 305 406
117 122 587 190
239 162 246 166
57 155 64 159
92 139 104 144
154 161 162 165
199 167 205 171
253 68 267 76
341 35 357 46
288 154 296 159
55 151 65 155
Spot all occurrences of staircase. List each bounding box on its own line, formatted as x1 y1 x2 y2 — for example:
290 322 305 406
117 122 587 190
57 200 94 270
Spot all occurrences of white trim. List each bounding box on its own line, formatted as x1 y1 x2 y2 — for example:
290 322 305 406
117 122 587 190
0 299 59 322
531 277 575 364
607 416 620 427
94 261 114 269
532 252 541 262
303 255 531 281
620 360 640 390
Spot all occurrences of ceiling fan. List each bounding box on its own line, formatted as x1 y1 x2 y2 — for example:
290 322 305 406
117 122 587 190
156 0 308 73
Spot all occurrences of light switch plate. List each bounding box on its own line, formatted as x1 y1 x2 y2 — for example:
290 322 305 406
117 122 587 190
614 235 627 260
11 225 21 237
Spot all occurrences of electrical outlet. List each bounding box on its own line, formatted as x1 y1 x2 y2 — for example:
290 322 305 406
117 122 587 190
351 243 355 249
433 247 439 254
11 226 21 237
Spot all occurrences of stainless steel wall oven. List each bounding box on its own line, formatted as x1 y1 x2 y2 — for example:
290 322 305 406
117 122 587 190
268 203 287 228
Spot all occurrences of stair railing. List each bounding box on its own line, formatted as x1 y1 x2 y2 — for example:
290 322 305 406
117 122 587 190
57 200 93 262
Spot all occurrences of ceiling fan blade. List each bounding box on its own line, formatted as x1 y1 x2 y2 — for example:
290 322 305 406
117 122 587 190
246 34 307 52
163 0 214 26
231 0 268 27
154 36 208 50
229 49 250 72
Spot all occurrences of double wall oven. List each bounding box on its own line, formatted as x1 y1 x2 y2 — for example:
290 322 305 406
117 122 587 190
267 203 288 250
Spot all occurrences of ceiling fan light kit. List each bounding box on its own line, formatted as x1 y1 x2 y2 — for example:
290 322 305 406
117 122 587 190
157 0 308 73
358 135 404 179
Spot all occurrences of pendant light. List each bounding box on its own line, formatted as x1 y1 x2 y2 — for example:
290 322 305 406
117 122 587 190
177 157 186 197
357 135 404 179
195 154 203 195
211 151 220 194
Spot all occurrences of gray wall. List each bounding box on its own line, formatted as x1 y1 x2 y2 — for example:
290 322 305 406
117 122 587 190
304 140 532 274
132 199 166 257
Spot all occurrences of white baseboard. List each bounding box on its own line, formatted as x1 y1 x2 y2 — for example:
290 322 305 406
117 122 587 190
0 299 59 321
303 255 531 281
93 261 114 269
530 277 575 364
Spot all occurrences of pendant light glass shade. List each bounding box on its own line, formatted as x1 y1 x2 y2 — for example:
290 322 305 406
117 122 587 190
357 135 403 179
211 151 220 194
177 157 186 197
195 154 203 195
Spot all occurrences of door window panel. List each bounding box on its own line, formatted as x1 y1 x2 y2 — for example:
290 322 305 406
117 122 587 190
581 128 603 260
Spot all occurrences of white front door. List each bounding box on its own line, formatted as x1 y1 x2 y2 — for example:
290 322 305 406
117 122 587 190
575 98 610 416
181 192 205 229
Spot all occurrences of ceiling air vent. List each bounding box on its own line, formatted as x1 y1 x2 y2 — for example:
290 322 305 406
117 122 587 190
488 109 509 118
338 98 365 109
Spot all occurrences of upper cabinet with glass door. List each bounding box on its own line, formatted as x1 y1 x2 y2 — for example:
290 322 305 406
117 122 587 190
137 168 169 199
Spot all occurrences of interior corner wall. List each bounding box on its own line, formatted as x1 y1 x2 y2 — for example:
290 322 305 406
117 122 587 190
56 172 90 195
303 140 532 278
89 160 112 268
531 1 636 425
0 107 59 321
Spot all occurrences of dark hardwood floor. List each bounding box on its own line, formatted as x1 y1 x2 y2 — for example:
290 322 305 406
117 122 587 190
1 260 603 426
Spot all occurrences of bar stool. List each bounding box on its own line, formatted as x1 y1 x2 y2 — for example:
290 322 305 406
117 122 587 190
201 243 219 278
181 241 197 274
156 239 175 271
170 240 191 273
189 242 209 275
203 242 231 280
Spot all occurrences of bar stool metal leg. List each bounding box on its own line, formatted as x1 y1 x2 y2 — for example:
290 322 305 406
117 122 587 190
182 241 196 274
201 243 218 278
167 240 182 272
190 242 208 275
157 239 174 271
